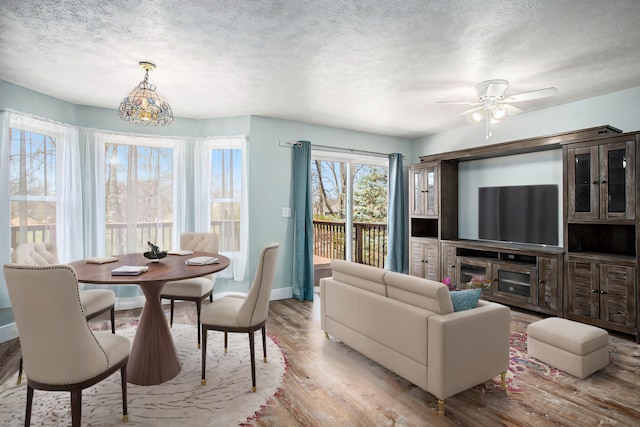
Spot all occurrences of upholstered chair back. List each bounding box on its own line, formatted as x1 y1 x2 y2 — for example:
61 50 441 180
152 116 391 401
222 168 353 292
3 264 115 384
13 242 58 265
181 232 219 252
237 243 279 327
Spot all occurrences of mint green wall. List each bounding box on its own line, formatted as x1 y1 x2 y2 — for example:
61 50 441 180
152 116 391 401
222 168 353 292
0 80 411 297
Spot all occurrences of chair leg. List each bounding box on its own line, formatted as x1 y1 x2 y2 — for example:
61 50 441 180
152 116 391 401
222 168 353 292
169 300 175 328
262 325 267 363
249 330 256 393
209 294 213 303
121 364 128 423
70 390 82 427
201 328 208 386
196 300 202 349
26 385 34 427
224 332 228 353
17 356 23 385
110 307 116 334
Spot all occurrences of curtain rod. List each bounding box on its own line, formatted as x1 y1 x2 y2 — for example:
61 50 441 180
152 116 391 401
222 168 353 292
279 140 404 159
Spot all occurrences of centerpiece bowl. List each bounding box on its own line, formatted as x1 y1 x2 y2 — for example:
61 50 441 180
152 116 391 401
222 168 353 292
143 251 167 262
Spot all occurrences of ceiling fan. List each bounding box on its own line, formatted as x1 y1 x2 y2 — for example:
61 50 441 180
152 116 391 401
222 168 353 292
438 79 557 139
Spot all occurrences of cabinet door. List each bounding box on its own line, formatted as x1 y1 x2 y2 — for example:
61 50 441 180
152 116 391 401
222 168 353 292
424 166 438 216
493 262 537 304
599 263 636 330
567 258 599 319
537 256 559 312
440 243 457 285
410 166 438 217
410 168 425 216
456 257 491 291
600 141 635 220
410 240 439 280
568 146 599 220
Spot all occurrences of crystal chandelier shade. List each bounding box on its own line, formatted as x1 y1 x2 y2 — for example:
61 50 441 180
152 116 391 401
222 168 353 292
118 62 173 126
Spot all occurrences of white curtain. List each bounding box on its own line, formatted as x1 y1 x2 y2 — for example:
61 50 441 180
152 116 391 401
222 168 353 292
198 136 248 281
0 112 13 311
79 129 107 258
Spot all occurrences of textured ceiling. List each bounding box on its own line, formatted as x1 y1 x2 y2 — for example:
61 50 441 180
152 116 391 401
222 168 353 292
1 0 640 139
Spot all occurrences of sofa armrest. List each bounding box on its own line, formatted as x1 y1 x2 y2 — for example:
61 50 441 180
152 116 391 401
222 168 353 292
427 300 510 400
320 276 330 332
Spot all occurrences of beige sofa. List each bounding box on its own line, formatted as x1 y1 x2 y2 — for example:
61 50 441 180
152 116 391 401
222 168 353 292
320 260 511 413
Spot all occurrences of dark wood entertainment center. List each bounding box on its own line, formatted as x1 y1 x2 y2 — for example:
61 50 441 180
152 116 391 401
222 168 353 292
410 125 640 341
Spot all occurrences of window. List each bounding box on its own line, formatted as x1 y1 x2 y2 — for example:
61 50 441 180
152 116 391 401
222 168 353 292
9 127 57 249
312 153 388 267
105 142 174 255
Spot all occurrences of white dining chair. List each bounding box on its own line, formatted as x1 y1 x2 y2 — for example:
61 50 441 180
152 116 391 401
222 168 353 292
200 243 279 392
161 232 218 348
3 263 130 427
12 242 117 384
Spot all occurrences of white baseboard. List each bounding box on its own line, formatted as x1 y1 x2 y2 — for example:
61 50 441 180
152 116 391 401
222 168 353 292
0 322 18 342
270 286 293 300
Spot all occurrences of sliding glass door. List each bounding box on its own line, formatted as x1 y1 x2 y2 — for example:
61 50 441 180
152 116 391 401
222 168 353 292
311 152 388 267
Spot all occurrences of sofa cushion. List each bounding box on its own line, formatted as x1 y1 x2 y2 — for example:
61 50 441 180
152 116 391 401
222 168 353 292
384 271 454 315
450 288 482 312
329 259 387 296
324 279 431 365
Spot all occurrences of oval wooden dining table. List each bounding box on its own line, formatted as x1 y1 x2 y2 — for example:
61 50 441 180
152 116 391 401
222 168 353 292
68 252 229 386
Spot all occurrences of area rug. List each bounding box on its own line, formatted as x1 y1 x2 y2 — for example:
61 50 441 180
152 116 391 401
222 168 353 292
486 331 564 393
0 324 287 426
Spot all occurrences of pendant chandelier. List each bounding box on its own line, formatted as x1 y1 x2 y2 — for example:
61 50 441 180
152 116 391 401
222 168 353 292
118 62 174 126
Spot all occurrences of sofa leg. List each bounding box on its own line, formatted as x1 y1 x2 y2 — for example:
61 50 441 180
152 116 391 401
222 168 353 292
437 399 445 414
324 331 329 339
501 371 507 390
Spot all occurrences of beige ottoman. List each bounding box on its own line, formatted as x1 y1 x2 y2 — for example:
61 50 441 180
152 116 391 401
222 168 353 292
527 317 609 379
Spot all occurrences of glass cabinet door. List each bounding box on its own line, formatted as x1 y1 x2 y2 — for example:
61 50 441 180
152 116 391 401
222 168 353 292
568 146 598 219
410 165 438 217
424 166 438 216
411 168 424 216
456 257 491 291
600 141 635 220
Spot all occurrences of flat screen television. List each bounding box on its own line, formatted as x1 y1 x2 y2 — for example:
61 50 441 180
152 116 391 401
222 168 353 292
478 185 558 246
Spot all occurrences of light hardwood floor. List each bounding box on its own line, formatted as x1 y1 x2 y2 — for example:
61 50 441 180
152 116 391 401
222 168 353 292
2 296 640 426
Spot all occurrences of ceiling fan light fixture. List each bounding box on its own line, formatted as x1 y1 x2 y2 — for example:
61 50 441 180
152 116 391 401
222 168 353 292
118 62 174 126
470 111 483 123
491 106 507 121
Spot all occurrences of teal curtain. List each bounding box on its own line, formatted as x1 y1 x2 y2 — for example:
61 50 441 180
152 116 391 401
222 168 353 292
386 153 408 273
292 141 314 301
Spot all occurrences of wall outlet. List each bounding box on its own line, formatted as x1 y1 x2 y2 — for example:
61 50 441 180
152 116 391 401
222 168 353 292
282 207 292 217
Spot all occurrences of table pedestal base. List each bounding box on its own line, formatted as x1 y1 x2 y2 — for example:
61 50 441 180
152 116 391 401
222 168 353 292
127 281 181 386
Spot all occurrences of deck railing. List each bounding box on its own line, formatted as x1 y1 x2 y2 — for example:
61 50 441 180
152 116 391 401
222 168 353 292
11 220 240 255
313 219 387 268
11 220 386 267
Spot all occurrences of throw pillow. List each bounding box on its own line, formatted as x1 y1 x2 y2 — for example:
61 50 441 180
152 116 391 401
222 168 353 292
450 288 482 312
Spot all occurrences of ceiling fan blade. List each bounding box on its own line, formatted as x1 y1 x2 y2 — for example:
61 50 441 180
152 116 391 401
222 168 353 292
437 100 482 105
503 87 557 103
459 106 484 116
501 103 524 116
